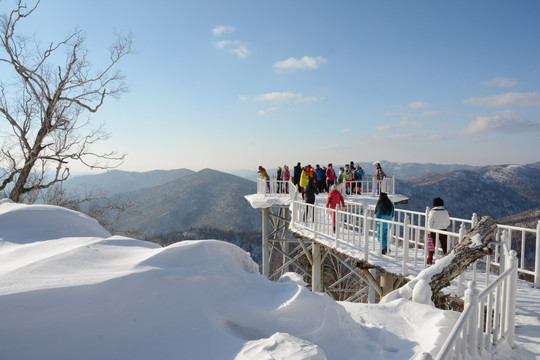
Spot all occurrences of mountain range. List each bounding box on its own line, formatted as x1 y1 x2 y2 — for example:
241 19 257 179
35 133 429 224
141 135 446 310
397 164 540 221
64 162 540 244
66 168 261 238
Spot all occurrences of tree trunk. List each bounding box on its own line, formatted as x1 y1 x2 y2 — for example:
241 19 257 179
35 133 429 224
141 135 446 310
376 216 500 310
429 216 498 295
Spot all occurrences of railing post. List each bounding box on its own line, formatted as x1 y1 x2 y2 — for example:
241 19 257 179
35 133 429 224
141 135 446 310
403 216 409 276
505 250 518 348
457 224 467 297
291 194 298 224
500 230 511 273
471 213 478 282
464 281 480 357
424 206 430 266
335 208 341 248
313 205 318 237
363 199 369 261
535 220 540 288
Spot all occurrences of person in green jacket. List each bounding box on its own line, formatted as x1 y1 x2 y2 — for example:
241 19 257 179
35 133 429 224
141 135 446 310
258 166 270 192
299 166 309 199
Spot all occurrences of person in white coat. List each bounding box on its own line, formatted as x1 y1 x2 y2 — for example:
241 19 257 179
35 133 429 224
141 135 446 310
428 197 451 254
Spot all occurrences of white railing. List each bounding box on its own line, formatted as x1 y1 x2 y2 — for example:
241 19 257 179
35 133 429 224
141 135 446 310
494 222 540 288
435 246 518 360
290 197 540 286
369 204 539 287
290 199 521 359
290 198 468 277
257 176 396 196
256 178 295 197
332 176 396 196
260 176 540 286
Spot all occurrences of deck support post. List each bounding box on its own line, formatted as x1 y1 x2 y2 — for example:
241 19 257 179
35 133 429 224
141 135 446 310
282 208 290 273
381 273 394 296
312 242 323 292
262 207 270 278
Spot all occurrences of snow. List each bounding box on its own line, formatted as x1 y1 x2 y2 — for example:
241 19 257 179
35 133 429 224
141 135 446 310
244 193 292 209
470 234 484 247
0 199 538 359
244 192 409 210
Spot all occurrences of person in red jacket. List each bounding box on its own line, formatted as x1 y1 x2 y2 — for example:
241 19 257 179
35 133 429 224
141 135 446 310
326 184 345 231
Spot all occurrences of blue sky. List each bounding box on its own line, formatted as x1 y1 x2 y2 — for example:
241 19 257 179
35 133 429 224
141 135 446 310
2 0 540 172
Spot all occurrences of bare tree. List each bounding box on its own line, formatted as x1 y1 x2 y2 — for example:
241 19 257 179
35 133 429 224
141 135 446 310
41 183 136 234
0 0 132 202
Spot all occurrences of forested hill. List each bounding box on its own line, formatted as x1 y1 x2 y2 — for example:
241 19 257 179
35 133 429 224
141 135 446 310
64 163 540 246
396 164 540 221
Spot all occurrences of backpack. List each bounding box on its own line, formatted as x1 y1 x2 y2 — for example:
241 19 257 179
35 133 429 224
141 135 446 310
352 170 358 180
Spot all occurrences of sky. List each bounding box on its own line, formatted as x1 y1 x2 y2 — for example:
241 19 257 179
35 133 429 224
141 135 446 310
1 198 539 359
1 0 540 173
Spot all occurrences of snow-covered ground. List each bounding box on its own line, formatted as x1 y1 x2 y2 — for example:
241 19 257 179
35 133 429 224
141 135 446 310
0 199 538 359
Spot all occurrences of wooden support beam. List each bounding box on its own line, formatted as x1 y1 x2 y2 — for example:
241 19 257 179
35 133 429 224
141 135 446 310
297 237 313 266
312 243 323 292
381 273 394 296
361 268 383 296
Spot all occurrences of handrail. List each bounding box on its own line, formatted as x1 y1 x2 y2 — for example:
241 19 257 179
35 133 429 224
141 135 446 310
255 177 531 359
289 192 540 286
434 248 518 360
257 176 396 196
288 199 521 359
332 176 396 196
257 178 296 198
290 198 468 277
258 173 540 286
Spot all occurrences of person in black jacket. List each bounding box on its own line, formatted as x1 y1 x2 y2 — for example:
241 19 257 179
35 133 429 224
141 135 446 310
304 178 319 222
293 162 302 194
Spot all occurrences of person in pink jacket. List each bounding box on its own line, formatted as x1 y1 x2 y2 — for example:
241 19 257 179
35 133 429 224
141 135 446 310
282 165 290 193
325 163 336 192
326 184 345 231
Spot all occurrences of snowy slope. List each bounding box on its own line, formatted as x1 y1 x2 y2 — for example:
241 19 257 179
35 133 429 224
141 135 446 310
0 199 538 359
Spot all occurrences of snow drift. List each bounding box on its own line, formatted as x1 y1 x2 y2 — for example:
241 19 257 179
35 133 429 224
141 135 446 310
0 199 461 359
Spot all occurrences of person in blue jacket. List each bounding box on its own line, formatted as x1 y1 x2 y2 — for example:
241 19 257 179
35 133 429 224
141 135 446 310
375 192 394 255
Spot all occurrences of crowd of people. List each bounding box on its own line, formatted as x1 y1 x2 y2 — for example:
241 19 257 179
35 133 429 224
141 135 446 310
257 162 450 258
258 161 387 198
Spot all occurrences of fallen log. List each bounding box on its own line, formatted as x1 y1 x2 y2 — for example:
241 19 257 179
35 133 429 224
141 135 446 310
429 215 498 295
380 216 499 310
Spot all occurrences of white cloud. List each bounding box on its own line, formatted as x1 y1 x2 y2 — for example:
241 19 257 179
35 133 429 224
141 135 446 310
212 25 235 36
273 56 328 73
462 110 540 134
341 128 350 133
400 118 422 128
254 92 318 103
376 125 395 131
371 132 423 142
370 132 441 143
421 110 441 117
482 77 517 88
464 92 540 107
257 107 277 117
213 40 249 58
408 102 429 109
